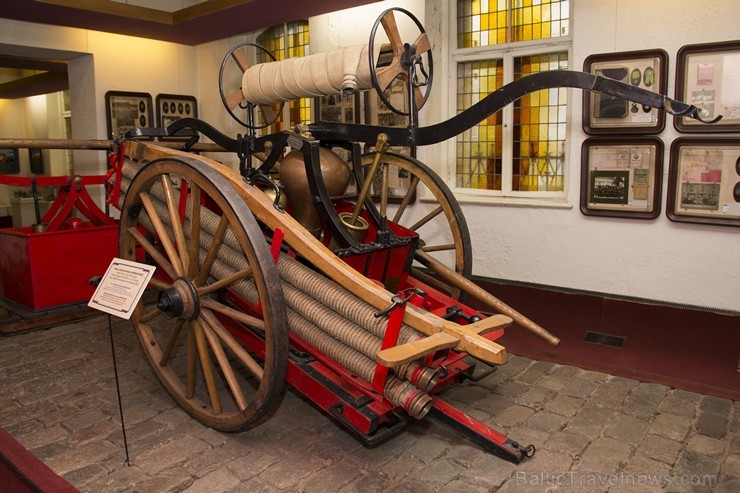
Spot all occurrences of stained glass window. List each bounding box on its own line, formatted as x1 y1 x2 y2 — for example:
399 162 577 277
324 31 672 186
454 1 570 196
457 0 570 48
512 52 568 192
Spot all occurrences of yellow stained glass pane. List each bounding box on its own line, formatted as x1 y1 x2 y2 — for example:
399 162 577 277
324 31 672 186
459 0 568 45
456 59 504 190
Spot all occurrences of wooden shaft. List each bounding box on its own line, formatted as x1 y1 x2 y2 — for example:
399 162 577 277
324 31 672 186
415 250 561 347
0 138 227 152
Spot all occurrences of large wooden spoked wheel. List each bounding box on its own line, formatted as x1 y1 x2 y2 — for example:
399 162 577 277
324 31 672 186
219 43 283 129
369 7 433 115
360 152 471 300
119 157 288 432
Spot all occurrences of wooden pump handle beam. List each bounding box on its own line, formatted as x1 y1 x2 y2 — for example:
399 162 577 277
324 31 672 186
0 138 227 153
415 250 561 347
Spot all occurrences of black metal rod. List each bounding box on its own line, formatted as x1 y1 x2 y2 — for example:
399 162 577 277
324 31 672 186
107 315 132 466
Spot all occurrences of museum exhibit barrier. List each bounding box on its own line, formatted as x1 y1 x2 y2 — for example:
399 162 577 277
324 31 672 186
3 8 715 462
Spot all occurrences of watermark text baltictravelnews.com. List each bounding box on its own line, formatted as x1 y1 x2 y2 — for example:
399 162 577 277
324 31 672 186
515 471 718 488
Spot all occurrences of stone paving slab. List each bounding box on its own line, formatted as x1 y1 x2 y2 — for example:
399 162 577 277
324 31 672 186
0 316 737 492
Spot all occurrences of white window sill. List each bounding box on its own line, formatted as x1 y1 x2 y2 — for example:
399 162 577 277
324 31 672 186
426 192 573 209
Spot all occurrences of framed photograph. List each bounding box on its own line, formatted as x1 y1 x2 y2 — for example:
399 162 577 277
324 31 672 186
0 148 19 174
155 94 198 140
29 148 44 174
317 93 359 124
580 137 664 219
675 40 740 132
667 138 740 226
104 91 153 139
583 49 668 134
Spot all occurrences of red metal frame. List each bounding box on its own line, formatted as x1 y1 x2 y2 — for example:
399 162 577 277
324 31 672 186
0 173 117 310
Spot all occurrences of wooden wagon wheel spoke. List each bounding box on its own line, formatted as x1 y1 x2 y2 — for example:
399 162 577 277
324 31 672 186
360 152 472 300
148 277 170 290
187 183 202 278
125 226 177 280
393 176 420 223
186 326 197 399
195 214 229 287
201 298 265 331
199 268 253 296
199 315 248 410
201 310 264 381
192 318 222 414
160 319 186 366
160 175 189 274
120 156 288 432
139 192 185 277
421 244 456 253
139 308 162 323
410 206 443 231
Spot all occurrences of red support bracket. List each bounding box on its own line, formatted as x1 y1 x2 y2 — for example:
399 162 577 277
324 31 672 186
41 176 115 231
371 287 425 392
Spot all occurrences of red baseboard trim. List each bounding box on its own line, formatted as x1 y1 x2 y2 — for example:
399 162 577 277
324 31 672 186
470 278 740 401
0 428 78 493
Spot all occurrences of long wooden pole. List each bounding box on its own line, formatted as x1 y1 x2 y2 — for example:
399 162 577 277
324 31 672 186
415 250 561 347
0 138 227 152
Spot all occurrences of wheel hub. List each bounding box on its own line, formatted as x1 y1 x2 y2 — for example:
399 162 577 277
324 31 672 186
157 278 200 320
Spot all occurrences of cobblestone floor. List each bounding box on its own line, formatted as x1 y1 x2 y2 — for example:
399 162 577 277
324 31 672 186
0 315 738 492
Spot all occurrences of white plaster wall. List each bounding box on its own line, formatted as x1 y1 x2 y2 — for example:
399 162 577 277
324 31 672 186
418 0 740 311
0 19 199 175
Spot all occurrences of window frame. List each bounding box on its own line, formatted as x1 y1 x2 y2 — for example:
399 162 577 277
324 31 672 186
445 0 574 206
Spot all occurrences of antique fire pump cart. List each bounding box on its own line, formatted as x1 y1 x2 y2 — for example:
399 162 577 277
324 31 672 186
105 8 713 463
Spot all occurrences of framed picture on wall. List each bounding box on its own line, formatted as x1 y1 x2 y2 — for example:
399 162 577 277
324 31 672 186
580 137 664 219
104 91 153 139
0 148 20 174
583 49 668 135
667 138 740 226
155 94 198 140
29 148 44 174
675 40 740 133
316 93 359 124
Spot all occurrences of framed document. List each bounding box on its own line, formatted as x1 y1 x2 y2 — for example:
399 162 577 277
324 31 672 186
583 49 668 134
317 93 359 124
580 137 664 219
667 138 740 226
155 94 198 140
675 40 740 132
104 91 153 139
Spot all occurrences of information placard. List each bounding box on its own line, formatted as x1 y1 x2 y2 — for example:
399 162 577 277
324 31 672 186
88 258 155 319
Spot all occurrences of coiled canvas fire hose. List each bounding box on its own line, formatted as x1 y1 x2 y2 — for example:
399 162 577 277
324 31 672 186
115 159 437 418
241 44 380 104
